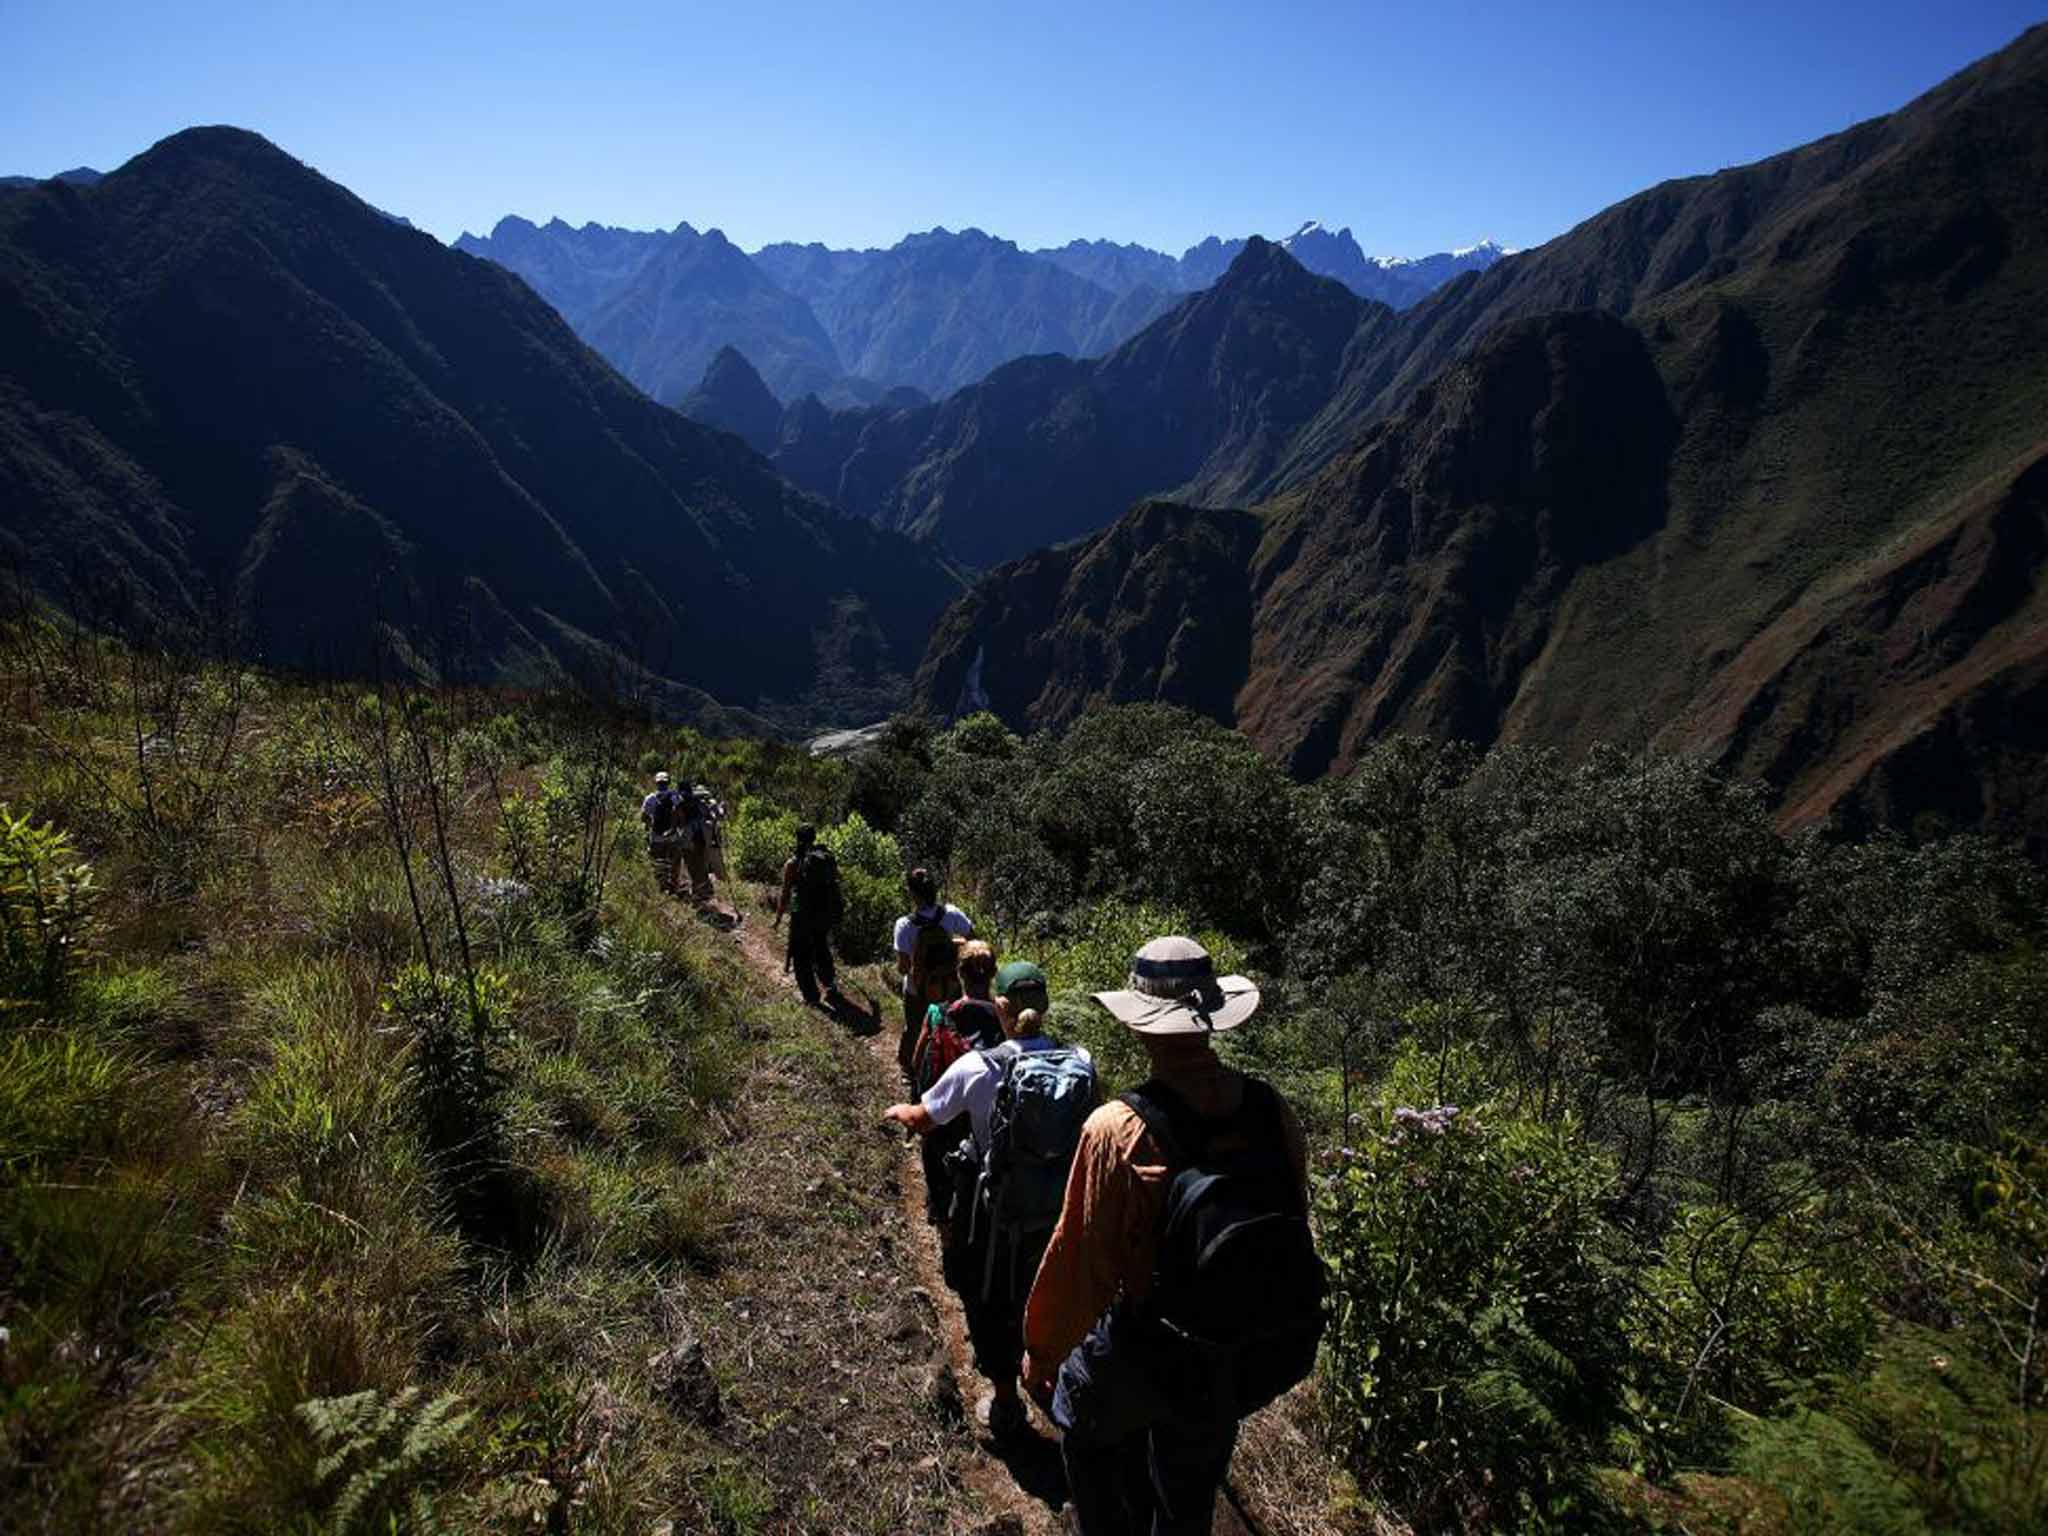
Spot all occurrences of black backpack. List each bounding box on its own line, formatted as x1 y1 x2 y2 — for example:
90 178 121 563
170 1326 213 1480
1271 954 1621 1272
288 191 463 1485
649 789 680 836
794 846 843 925
1120 1077 1326 1420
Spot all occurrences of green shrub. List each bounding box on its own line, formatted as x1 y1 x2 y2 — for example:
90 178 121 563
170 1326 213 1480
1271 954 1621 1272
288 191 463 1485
1636 1204 1877 1422
1125 734 1301 938
820 809 903 880
0 803 96 1013
1318 1055 1630 1523
835 868 899 965
724 797 799 884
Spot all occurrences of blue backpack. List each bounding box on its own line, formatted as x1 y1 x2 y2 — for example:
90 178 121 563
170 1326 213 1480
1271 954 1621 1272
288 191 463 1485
970 1040 1097 1298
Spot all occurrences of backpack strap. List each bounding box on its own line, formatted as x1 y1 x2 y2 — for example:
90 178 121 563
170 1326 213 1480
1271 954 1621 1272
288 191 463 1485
1121 1075 1283 1172
1120 1080 1199 1171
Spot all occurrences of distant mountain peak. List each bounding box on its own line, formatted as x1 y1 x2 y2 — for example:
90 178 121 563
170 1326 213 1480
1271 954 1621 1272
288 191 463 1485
679 345 782 455
1216 234 1298 284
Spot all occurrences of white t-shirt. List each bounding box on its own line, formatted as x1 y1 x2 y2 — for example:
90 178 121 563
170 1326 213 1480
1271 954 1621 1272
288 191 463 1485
920 1035 1091 1151
893 904 974 975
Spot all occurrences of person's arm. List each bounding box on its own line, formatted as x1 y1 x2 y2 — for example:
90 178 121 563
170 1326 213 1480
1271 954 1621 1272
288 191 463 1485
1021 1109 1145 1399
894 919 912 976
776 858 797 918
886 1052 979 1136
882 1101 934 1134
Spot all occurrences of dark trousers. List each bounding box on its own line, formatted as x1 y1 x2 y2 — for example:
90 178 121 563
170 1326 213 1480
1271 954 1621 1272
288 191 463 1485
942 1204 1051 1392
921 1117 970 1227
788 917 835 1004
1053 1315 1239 1536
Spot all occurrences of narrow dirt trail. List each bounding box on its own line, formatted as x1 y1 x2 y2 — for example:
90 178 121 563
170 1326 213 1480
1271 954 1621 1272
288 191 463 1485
723 896 1072 1536
715 889 1257 1536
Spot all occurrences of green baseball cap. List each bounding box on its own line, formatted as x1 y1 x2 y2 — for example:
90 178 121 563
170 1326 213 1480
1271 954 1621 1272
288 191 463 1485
995 961 1049 999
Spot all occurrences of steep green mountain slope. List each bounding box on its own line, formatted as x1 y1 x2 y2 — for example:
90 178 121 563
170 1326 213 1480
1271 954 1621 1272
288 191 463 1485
913 24 2048 840
0 128 959 728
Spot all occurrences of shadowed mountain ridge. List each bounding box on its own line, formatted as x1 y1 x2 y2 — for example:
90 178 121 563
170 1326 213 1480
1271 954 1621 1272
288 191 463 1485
0 126 959 730
911 24 2048 842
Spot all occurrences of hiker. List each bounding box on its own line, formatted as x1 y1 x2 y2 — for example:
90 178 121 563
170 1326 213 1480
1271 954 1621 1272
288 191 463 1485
675 778 719 903
883 961 1096 1442
893 867 973 1078
1021 937 1322 1536
906 939 1006 1228
776 823 845 1010
640 771 684 893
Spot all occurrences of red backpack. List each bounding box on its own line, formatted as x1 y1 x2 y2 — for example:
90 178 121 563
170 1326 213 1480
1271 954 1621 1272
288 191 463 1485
913 997 1004 1095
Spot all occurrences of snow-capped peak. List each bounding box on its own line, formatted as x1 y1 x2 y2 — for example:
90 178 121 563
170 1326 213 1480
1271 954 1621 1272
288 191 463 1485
1285 220 1325 241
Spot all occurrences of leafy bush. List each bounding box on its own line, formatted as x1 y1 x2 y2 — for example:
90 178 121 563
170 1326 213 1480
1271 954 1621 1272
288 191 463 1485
819 809 902 880
1318 1056 1630 1524
1125 733 1302 938
724 798 799 884
841 716 934 834
835 868 899 965
1636 1204 1877 1423
0 803 96 1013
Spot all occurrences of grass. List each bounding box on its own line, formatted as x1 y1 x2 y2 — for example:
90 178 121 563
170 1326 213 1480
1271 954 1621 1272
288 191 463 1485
0 636 1039 1533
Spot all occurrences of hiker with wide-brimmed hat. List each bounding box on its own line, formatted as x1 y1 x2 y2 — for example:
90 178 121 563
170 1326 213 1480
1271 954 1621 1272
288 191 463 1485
884 960 1096 1443
1020 937 1322 1536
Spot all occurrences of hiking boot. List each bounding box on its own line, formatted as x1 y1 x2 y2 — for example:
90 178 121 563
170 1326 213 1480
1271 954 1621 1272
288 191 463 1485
975 1389 1027 1442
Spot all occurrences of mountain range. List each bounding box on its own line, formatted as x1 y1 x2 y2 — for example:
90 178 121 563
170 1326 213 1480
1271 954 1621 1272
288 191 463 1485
453 214 1503 408
910 22 2048 843
726 238 1376 567
5 23 2045 846
0 129 958 731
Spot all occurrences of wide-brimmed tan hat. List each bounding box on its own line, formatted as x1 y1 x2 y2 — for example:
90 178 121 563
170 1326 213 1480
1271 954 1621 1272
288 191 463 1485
1091 936 1260 1035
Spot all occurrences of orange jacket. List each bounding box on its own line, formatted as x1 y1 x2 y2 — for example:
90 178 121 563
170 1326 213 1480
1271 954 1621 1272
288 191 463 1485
1020 1062 1307 1395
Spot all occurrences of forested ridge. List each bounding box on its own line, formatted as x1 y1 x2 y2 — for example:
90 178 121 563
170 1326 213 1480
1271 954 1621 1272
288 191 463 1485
3 608 2042 1532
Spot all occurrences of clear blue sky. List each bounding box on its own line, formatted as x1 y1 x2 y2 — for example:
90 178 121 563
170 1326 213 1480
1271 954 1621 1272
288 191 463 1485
4 1 2042 256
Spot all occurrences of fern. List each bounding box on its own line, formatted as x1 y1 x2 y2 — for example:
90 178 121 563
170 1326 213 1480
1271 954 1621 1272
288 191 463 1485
296 1386 472 1532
